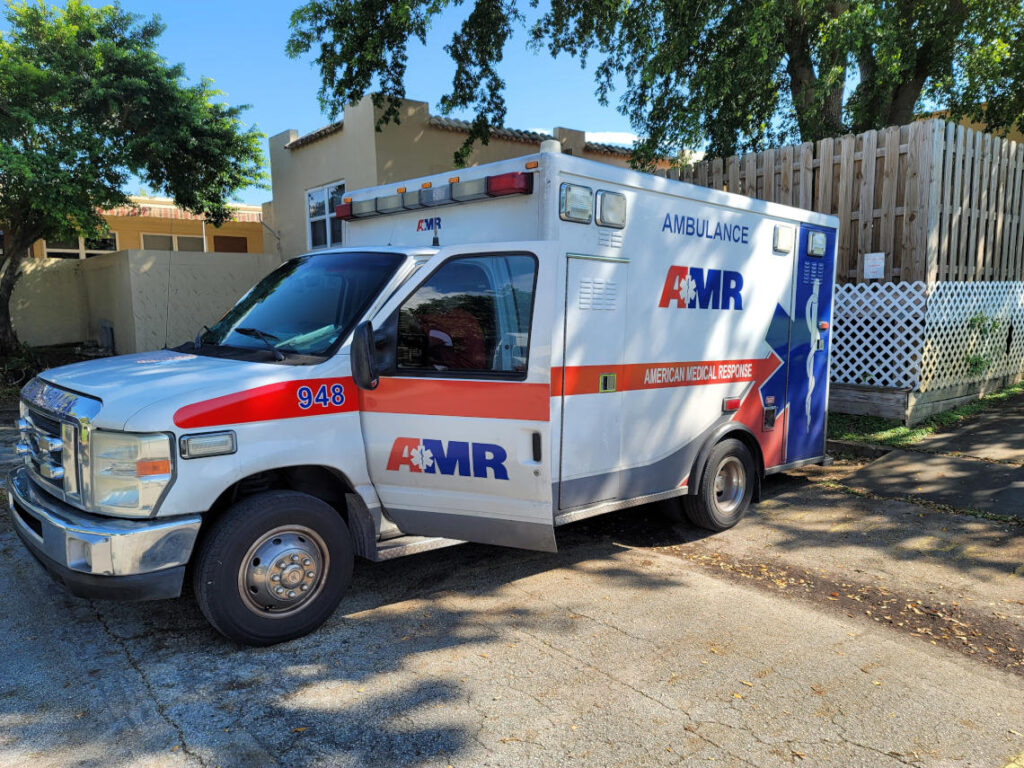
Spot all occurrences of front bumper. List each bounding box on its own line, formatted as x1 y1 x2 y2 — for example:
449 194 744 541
6 467 201 601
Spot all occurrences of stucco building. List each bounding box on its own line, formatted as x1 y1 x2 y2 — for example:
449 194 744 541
266 95 636 260
23 196 265 260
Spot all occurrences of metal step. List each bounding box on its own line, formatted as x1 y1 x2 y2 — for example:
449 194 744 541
372 534 464 561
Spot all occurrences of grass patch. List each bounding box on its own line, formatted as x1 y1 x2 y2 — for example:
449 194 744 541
827 380 1024 448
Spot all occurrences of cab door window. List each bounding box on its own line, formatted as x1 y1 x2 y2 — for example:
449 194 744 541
396 254 537 376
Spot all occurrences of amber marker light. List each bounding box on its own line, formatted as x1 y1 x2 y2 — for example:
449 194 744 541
525 160 539 169
136 459 171 476
421 181 432 189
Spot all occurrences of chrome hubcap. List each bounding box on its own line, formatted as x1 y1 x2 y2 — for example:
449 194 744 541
712 456 745 515
239 526 328 617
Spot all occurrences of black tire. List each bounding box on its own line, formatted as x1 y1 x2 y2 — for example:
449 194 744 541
683 438 756 531
192 490 354 646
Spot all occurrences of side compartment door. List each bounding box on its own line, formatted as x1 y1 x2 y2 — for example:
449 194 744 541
785 224 837 462
360 249 556 551
558 256 628 509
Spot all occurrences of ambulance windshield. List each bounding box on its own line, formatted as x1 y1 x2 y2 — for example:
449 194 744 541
197 251 405 359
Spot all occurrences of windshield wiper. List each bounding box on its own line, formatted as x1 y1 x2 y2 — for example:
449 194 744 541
193 324 212 350
235 327 284 361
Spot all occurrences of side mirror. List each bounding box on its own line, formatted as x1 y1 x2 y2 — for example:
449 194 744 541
350 321 379 390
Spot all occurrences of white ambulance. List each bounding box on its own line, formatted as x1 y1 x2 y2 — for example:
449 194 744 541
9 143 838 644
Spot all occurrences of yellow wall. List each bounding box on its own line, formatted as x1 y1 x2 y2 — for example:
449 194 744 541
29 207 264 259
269 96 638 260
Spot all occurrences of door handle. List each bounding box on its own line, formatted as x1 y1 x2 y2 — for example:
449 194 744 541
532 432 542 462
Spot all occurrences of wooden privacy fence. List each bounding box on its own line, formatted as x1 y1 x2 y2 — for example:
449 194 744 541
674 119 1024 284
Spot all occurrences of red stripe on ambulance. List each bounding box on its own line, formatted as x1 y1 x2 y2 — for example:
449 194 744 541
175 377 550 428
361 378 549 421
173 378 357 428
551 356 775 396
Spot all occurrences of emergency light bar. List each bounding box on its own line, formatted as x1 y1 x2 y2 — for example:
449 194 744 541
336 171 534 222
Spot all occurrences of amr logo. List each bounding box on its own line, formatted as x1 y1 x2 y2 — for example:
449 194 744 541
386 437 509 480
416 217 441 232
658 266 744 310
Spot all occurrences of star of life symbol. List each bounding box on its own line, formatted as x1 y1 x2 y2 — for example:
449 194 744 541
410 441 434 471
674 273 697 306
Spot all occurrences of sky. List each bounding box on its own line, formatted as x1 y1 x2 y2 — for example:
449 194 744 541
107 0 640 205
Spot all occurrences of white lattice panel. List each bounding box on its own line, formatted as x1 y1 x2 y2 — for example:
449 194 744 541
919 282 1024 392
831 282 927 389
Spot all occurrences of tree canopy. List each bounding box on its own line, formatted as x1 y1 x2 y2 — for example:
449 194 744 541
287 0 1024 165
0 0 265 352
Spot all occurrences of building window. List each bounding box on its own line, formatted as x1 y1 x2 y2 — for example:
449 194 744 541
141 233 206 252
306 181 345 250
213 236 248 253
45 234 119 259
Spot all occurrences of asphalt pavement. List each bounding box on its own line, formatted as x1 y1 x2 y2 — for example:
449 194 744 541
2 465 1023 768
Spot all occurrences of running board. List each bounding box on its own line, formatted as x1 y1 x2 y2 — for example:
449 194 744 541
371 534 464 561
554 485 689 527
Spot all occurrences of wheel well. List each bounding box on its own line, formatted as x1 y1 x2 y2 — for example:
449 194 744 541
208 466 355 521
201 466 379 560
690 427 765 501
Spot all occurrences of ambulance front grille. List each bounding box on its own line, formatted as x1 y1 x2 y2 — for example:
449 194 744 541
19 406 71 495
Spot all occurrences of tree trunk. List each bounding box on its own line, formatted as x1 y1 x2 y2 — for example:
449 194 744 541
0 232 32 358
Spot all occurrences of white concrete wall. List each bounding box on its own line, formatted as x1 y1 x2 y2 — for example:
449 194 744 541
11 259 90 346
123 250 279 351
11 250 279 354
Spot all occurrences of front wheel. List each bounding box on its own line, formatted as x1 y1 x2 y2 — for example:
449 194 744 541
192 490 354 645
683 438 756 531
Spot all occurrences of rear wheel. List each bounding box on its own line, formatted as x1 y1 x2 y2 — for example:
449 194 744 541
192 490 354 646
683 438 755 531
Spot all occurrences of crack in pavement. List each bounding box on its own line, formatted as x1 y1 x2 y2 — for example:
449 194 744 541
91 604 206 768
508 622 760 767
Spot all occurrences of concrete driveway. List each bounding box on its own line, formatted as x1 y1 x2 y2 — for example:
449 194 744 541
2 463 1023 768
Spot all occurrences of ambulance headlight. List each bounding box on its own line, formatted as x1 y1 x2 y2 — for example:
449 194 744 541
560 183 593 223
85 431 174 518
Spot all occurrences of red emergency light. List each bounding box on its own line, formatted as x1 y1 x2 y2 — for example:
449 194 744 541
722 397 742 413
336 167 535 224
486 172 534 197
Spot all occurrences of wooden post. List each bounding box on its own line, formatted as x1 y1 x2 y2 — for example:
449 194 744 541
939 122 955 281
951 125 967 280
1011 144 1024 279
815 137 834 214
879 126 900 283
837 135 856 281
996 137 1010 279
967 129 982 280
857 129 878 282
977 132 992 279
798 141 814 210
727 155 740 194
903 122 924 282
743 152 756 198
762 148 776 201
780 145 794 206
925 120 945 284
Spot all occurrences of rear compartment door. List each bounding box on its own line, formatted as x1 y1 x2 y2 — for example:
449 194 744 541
558 255 628 509
360 246 557 551
785 224 837 462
